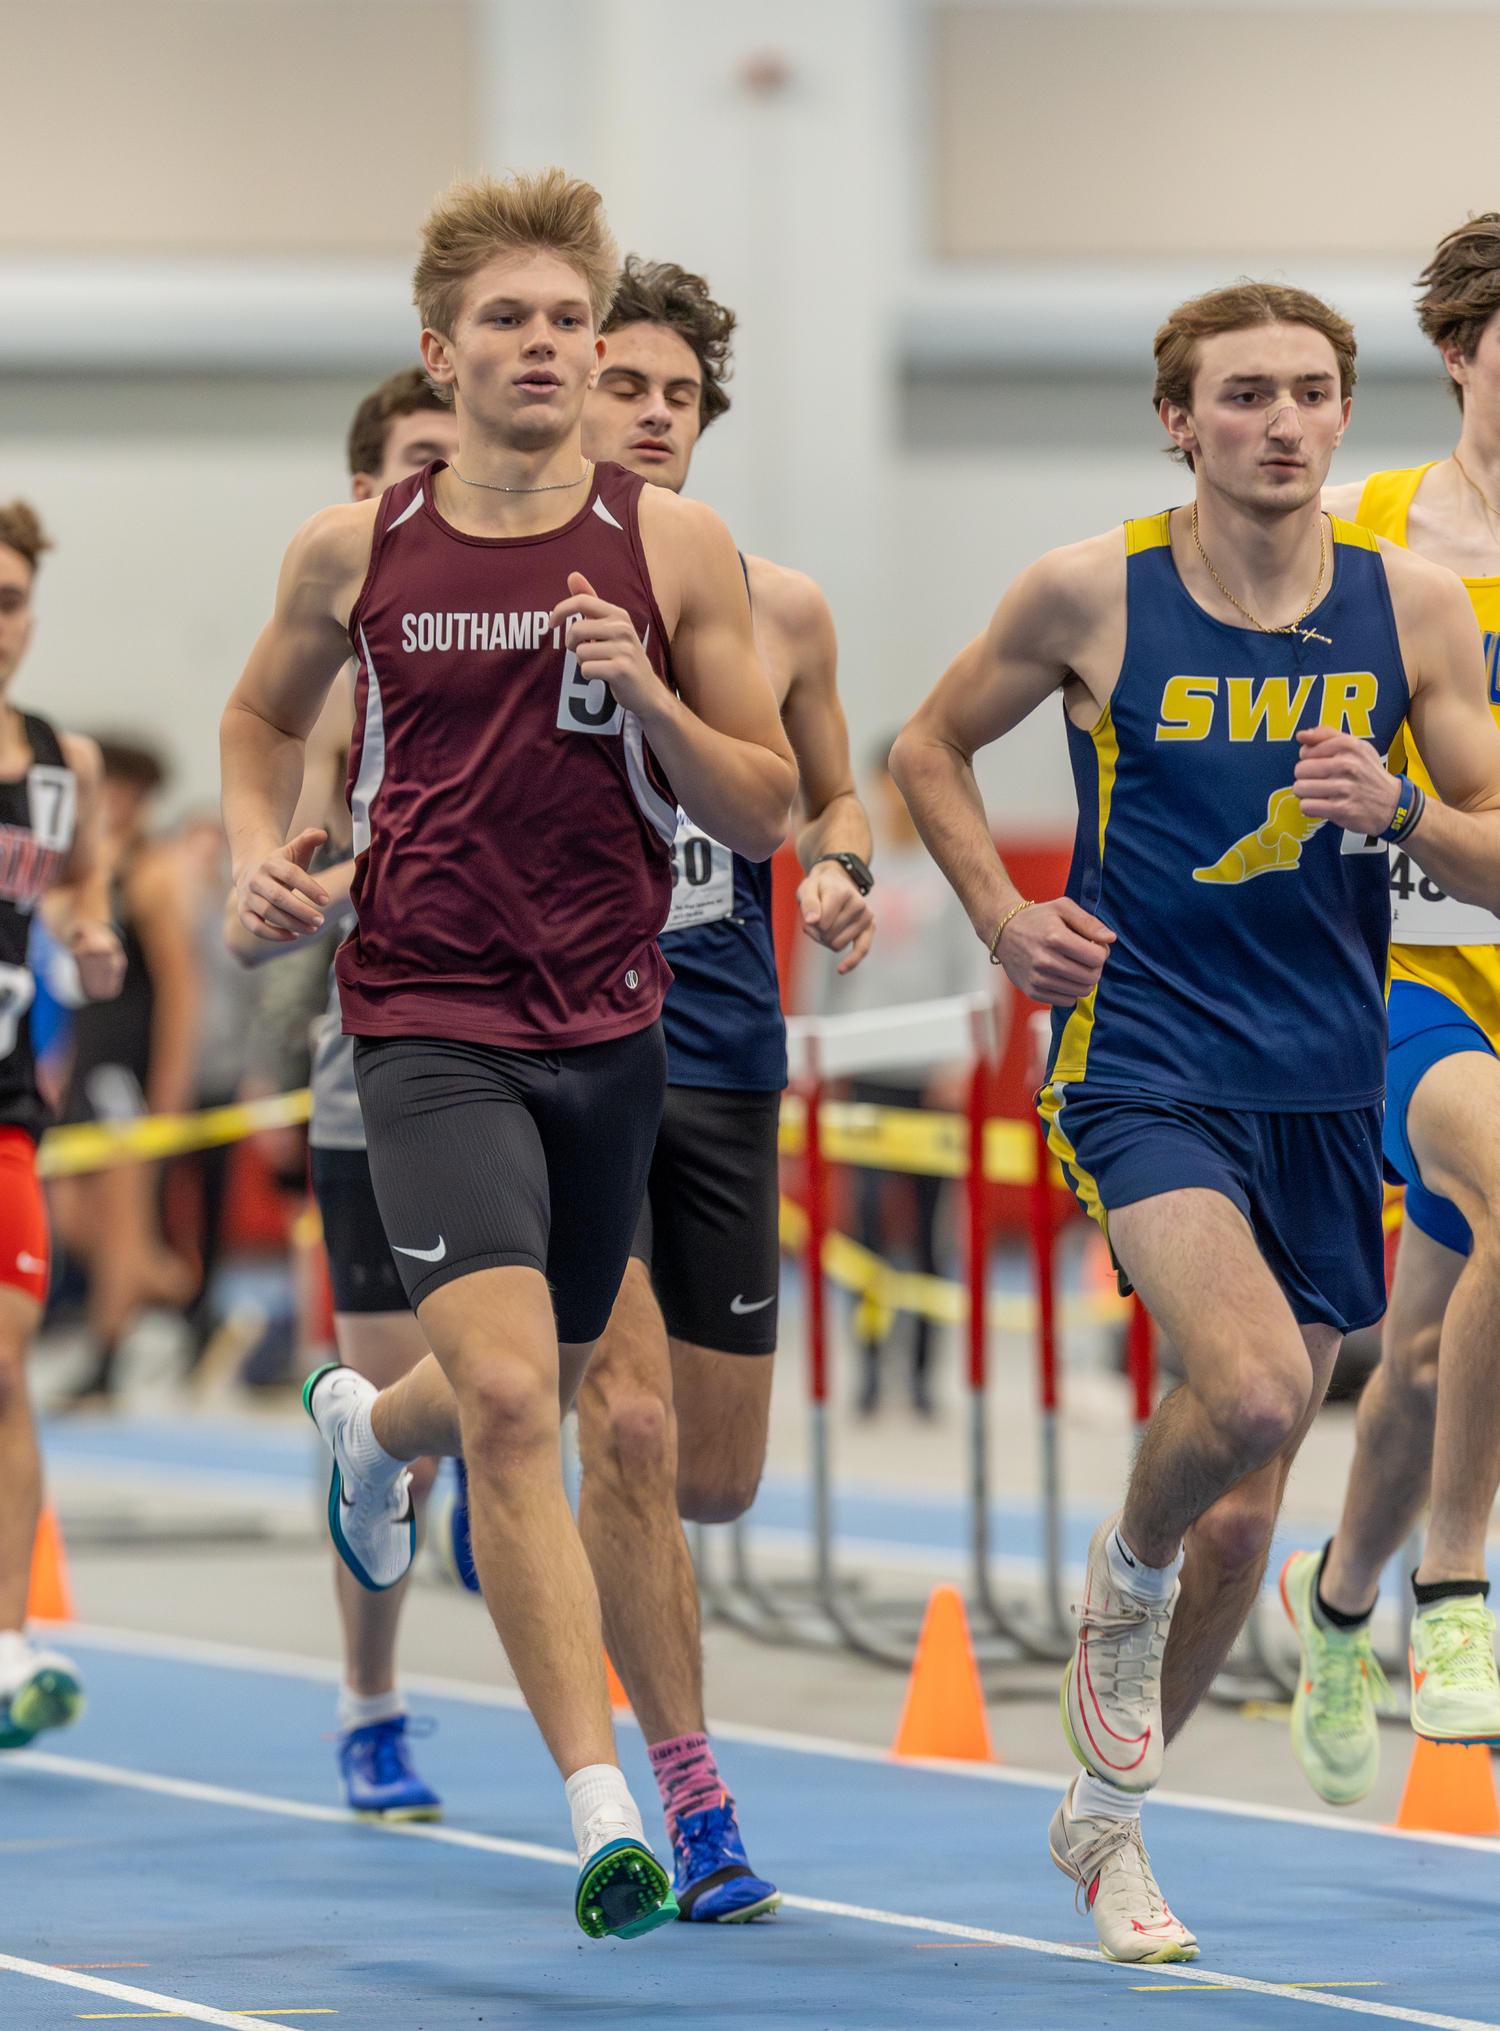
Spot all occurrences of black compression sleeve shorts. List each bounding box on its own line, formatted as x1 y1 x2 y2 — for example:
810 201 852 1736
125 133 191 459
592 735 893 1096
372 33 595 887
353 1022 666 1344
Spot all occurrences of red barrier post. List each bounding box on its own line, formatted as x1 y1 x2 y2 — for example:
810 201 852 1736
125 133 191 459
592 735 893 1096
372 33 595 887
805 1074 828 1408
1127 1295 1155 1432
967 1058 988 1394
1029 1113 1058 1415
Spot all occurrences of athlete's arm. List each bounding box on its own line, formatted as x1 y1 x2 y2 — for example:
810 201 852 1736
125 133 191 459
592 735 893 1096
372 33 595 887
891 534 1120 1006
220 503 374 942
1294 545 1500 909
223 858 356 969
285 664 356 849
554 492 797 860
749 558 875 974
39 733 125 1001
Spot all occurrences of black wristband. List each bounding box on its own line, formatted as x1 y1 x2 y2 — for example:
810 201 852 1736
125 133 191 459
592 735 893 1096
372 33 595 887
813 852 874 895
1380 776 1425 845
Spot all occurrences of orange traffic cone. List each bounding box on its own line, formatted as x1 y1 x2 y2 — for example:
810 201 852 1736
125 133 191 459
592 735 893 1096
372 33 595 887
604 1648 631 1712
891 1585 995 1762
1394 1736 1500 1835
26 1502 74 1624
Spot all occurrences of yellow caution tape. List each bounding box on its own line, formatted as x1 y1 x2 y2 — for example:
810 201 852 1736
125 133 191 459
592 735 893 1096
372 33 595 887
777 1195 1128 1331
777 1096 1061 1187
36 1088 312 1178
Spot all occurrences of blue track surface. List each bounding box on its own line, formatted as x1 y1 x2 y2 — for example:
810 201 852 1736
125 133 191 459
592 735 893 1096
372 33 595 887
3 1635 1500 2028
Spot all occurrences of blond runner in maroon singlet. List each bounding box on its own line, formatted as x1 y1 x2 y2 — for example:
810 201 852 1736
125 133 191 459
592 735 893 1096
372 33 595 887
220 170 795 1943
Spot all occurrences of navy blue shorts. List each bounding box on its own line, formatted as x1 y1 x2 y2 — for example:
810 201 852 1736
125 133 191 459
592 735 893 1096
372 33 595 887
1384 979 1495 1258
1041 1087 1386 1333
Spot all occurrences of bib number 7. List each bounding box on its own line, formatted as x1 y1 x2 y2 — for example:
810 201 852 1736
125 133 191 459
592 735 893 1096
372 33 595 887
0 963 36 1060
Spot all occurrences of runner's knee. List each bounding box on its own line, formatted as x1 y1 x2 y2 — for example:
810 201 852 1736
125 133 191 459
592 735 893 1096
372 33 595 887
1380 1315 1441 1409
1201 1356 1308 1468
676 1435 763 1524
1190 1482 1278 1580
459 1360 559 1467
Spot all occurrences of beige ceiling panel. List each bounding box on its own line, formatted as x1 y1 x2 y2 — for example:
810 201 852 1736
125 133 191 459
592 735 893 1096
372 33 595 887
934 5 1500 260
0 0 473 254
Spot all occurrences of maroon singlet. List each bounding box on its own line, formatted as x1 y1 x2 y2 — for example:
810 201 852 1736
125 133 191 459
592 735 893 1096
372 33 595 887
336 460 678 1049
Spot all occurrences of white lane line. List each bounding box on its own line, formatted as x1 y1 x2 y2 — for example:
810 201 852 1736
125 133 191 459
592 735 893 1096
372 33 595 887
43 1621 1500 1857
0 1954 303 2030
7 1751 1497 2031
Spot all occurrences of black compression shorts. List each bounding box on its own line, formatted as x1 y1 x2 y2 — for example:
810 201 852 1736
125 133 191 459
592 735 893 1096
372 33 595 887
630 1084 781 1355
309 1145 408 1315
354 1023 666 1343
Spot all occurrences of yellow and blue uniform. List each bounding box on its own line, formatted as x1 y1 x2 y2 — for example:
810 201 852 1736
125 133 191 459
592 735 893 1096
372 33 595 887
1355 465 1500 1257
1038 510 1410 1331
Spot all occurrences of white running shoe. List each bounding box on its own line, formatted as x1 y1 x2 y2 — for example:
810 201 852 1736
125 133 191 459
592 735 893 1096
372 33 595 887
1049 1777 1197 1964
0 1641 85 1749
1062 1514 1176 1792
303 1361 414 1592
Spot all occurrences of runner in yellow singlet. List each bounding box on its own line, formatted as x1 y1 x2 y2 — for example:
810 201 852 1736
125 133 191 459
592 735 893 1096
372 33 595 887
1282 215 1500 1803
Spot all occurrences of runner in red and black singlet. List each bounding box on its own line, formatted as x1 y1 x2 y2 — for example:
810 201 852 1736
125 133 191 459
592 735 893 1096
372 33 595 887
0 501 124 1761
221 169 795 1943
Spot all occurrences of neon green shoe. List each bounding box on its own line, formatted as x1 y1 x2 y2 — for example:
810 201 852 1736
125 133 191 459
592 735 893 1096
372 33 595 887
1280 1549 1391 1805
1410 1593 1500 1745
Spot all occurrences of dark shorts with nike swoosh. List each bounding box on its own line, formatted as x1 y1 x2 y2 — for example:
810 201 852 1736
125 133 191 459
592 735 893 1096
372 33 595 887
309 1146 407 1314
353 1023 666 1342
629 1084 782 1354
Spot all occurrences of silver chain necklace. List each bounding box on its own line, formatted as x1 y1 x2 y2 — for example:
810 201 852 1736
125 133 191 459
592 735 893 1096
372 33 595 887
448 457 592 495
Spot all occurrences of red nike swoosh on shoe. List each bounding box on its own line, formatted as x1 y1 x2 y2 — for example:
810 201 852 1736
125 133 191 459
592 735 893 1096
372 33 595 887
1079 1638 1151 1774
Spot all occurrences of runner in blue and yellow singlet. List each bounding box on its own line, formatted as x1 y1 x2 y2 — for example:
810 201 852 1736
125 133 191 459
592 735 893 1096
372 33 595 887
1282 214 1500 1807
895 282 1500 1964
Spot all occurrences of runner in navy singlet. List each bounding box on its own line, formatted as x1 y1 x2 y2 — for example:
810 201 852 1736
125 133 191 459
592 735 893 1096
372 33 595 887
895 284 1500 1959
562 258 875 1921
221 170 796 1942
0 501 125 1759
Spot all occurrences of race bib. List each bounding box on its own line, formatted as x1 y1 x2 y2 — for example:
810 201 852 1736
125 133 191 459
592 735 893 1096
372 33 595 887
1389 848 1500 947
663 811 733 932
0 961 36 1060
26 766 75 854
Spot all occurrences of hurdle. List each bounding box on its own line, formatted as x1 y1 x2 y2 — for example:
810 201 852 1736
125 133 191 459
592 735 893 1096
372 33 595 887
706 989 1089 1667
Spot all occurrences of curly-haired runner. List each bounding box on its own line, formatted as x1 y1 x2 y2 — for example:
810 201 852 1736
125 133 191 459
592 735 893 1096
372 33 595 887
1285 217 1500 1803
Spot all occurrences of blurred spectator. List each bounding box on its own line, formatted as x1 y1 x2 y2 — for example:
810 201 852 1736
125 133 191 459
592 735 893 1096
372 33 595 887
814 735 1001 1415
48 739 199 1396
169 809 260 1351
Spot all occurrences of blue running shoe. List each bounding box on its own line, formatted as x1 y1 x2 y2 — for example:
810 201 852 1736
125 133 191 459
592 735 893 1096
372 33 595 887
671 1799 781 1922
434 1456 480 1593
339 1715 442 1821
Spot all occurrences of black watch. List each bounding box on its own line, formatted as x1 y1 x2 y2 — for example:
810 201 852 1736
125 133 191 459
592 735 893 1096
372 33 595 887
814 851 874 896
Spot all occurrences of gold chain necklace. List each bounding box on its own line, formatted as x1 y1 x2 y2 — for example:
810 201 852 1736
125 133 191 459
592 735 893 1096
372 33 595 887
1190 503 1332 647
1451 451 1500 523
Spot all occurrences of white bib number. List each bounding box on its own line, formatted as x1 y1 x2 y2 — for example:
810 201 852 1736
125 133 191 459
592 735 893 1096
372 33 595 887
663 812 733 932
0 962 36 1060
1389 849 1500 946
26 766 76 854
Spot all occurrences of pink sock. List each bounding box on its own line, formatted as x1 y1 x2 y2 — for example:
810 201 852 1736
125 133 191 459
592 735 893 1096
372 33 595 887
647 1731 728 1838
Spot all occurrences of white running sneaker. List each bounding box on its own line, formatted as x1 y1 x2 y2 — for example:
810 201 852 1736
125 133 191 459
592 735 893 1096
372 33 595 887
1049 1777 1197 1964
1062 1514 1175 1792
303 1361 414 1592
0 1640 85 1749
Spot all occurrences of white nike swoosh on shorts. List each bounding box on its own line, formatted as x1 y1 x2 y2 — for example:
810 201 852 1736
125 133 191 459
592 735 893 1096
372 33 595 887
730 1293 775 1315
393 1237 448 1263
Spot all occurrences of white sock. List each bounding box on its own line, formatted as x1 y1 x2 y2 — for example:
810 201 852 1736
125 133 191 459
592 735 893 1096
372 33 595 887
0 1629 33 1678
1073 1770 1144 1823
336 1684 406 1733
565 1763 643 1860
1108 1524 1183 1602
345 1396 404 1488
